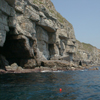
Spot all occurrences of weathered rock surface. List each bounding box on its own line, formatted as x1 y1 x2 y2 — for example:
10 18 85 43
74 40 100 66
0 0 99 71
41 60 70 68
5 63 18 71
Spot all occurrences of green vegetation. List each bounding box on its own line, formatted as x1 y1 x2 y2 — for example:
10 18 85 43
56 12 65 23
49 10 55 14
76 39 95 53
33 0 72 27
82 42 94 52
33 0 43 4
33 0 38 4
56 12 72 27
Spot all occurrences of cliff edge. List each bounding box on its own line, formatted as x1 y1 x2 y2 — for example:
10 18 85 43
74 40 100 66
0 0 99 72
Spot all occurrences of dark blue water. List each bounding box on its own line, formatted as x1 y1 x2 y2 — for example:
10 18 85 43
1 69 100 100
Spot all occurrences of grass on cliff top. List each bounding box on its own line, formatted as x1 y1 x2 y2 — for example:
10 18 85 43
82 42 94 52
33 0 72 27
56 12 72 27
76 40 94 52
33 0 43 4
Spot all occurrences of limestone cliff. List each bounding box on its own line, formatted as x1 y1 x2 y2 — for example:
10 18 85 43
1 0 100 71
74 40 100 66
0 0 76 69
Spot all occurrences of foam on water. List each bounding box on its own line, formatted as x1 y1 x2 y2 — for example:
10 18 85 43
41 70 64 73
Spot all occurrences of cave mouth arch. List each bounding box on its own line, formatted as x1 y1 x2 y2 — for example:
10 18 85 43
0 34 33 66
79 61 82 66
0 34 23 66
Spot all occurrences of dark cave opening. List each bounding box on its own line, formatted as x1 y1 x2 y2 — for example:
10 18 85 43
79 61 82 66
41 62 44 66
0 35 22 66
0 34 33 66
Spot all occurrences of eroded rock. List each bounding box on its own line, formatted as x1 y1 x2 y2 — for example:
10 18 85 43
20 59 37 68
5 63 18 71
0 0 77 70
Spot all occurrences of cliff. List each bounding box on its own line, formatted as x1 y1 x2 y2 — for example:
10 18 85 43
74 40 100 66
0 0 99 72
0 0 76 70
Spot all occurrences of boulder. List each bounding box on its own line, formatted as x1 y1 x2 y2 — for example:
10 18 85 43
20 59 37 68
5 63 18 71
17 66 23 71
41 60 70 68
5 66 12 71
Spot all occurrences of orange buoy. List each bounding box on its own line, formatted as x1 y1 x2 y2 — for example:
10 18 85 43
59 88 62 92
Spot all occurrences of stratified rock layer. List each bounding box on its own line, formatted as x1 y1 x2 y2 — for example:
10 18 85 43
0 0 99 70
74 40 100 66
0 0 76 69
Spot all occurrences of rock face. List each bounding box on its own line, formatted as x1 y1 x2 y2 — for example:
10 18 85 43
0 0 76 69
0 0 99 70
74 40 100 66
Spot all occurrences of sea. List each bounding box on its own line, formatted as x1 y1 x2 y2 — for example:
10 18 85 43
1 67 100 100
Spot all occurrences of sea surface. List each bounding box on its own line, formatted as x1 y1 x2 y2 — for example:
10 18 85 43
1 67 100 100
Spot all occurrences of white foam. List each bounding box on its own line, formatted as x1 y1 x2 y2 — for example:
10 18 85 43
41 70 64 73
41 70 52 72
53 70 64 72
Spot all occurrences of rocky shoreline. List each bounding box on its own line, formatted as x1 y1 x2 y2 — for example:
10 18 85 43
0 62 99 74
0 0 100 72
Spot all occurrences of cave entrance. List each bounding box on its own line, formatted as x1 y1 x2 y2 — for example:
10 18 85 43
79 61 82 66
0 34 32 66
0 35 23 66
